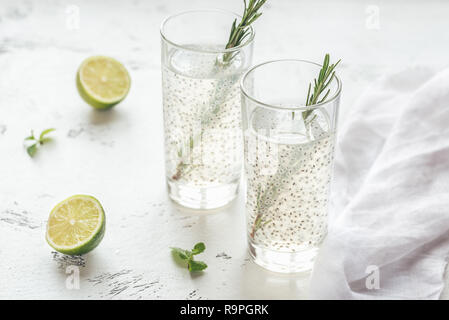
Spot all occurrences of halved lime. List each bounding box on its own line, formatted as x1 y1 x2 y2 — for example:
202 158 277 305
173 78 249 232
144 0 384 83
77 56 130 110
46 195 106 255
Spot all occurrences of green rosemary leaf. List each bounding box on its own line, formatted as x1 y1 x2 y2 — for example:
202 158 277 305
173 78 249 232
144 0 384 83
321 72 336 92
306 83 312 106
318 89 331 104
247 12 262 25
228 20 237 43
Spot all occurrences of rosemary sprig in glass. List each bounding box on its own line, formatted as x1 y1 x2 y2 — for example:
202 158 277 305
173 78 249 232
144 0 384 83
250 54 341 239
302 53 340 120
222 0 268 64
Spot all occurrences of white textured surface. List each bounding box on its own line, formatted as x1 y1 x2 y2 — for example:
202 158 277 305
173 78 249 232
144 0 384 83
0 0 448 299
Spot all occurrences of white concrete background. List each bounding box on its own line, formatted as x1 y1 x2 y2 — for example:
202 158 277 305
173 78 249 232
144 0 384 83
0 0 448 299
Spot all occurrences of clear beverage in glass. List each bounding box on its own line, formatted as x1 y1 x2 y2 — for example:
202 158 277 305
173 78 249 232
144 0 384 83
240 59 341 272
161 10 254 209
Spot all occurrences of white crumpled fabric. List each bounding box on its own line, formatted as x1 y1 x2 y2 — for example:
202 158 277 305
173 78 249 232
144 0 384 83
310 67 449 299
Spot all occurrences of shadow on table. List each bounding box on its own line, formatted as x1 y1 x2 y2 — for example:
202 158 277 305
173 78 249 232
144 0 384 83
238 253 312 299
87 108 125 126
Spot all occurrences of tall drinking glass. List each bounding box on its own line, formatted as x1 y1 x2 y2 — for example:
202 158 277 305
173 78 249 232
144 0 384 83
161 10 254 209
240 59 341 272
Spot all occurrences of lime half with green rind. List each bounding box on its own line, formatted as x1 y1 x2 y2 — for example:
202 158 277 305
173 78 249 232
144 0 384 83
77 56 130 110
46 195 106 255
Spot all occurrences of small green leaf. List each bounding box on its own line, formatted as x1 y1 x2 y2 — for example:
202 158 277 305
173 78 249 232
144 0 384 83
39 128 55 141
25 130 35 141
27 144 38 157
40 137 53 144
188 260 208 272
191 242 206 255
170 247 191 261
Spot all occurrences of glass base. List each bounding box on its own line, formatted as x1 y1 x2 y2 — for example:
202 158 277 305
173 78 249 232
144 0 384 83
248 239 319 273
167 180 239 210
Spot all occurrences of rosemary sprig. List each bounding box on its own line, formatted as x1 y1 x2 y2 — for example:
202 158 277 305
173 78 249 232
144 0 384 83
172 135 196 180
222 0 268 63
303 54 340 120
250 184 272 238
250 162 293 239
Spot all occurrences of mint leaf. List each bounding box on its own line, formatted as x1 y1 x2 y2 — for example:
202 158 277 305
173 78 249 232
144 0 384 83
171 242 207 272
188 260 208 272
171 247 191 260
40 137 53 144
25 130 35 141
27 144 37 157
39 128 55 141
191 242 205 255
24 128 55 157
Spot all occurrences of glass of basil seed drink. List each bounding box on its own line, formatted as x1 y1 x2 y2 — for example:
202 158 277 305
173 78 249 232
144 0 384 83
240 58 341 272
160 9 255 209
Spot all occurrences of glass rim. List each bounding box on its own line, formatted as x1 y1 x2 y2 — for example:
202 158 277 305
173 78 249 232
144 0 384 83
240 59 342 111
160 9 255 54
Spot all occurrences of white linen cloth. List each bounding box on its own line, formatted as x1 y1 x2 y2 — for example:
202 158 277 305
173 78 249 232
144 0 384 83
310 67 449 299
